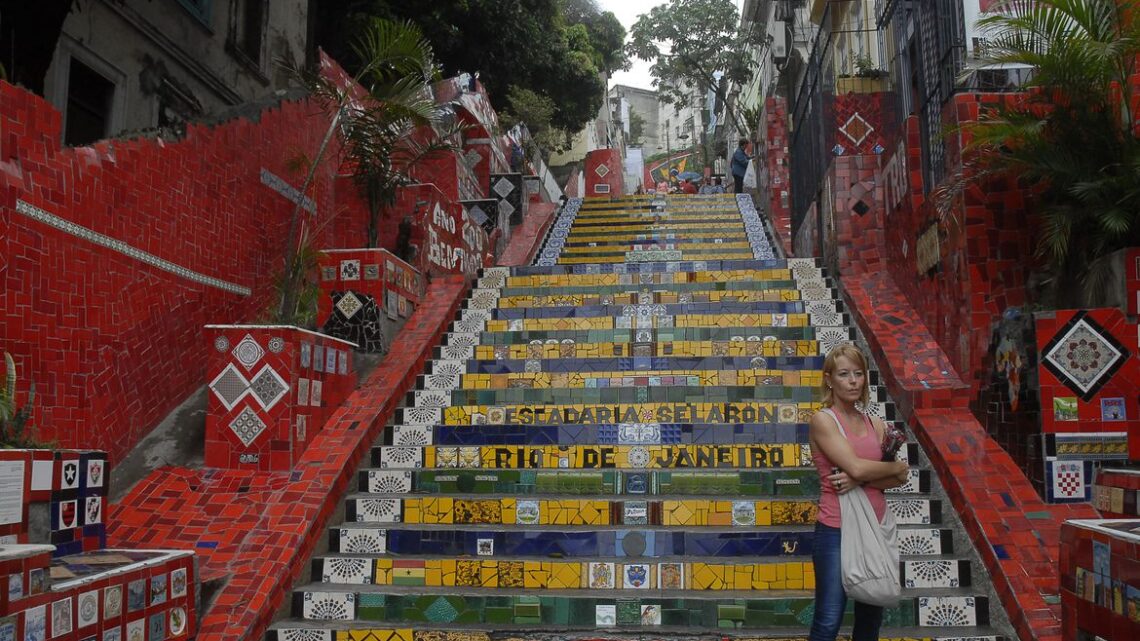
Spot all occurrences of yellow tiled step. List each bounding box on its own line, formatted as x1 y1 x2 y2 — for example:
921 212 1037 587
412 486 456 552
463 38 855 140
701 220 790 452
350 558 815 591
378 496 819 527
459 369 824 389
437 401 819 426
482 314 814 332
560 242 754 253
499 268 808 288
469 340 821 360
493 289 806 308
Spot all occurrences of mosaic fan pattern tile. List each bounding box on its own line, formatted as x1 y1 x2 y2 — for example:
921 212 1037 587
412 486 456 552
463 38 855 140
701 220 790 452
269 195 1003 640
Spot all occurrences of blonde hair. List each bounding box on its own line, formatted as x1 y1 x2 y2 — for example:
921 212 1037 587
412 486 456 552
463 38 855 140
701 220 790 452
820 343 870 408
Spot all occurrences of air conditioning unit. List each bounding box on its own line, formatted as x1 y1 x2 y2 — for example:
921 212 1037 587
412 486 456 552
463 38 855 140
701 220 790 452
770 24 788 63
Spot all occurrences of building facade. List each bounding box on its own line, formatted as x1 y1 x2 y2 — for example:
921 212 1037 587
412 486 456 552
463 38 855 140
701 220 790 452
9 0 310 145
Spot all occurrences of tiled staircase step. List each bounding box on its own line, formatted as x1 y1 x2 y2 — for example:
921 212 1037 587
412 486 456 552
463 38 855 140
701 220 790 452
376 437 925 469
481 267 825 290
342 495 942 527
484 290 836 308
445 343 839 363
481 301 843 320
562 241 756 253
451 369 831 390
358 468 931 497
561 233 757 244
492 279 834 297
266 627 1011 641
398 400 896 427
412 383 885 407
311 556 823 590
557 253 760 264
287 587 988 629
475 313 840 333
329 524 954 558
443 327 845 345
498 257 822 277
311 555 975 593
379 426 918 460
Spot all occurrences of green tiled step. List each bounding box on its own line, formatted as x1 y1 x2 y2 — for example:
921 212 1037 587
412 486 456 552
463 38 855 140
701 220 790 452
288 587 989 629
309 555 973 592
342 494 942 527
357 468 930 497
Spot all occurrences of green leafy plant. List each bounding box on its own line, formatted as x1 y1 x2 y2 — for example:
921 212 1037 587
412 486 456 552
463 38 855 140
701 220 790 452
1 351 39 448
936 0 1140 306
275 18 464 323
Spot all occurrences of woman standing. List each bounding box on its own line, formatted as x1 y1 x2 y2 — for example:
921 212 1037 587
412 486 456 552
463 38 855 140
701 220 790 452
808 344 909 641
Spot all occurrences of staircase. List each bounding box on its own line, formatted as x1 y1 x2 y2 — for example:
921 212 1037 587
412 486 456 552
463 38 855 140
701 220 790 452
267 194 1010 641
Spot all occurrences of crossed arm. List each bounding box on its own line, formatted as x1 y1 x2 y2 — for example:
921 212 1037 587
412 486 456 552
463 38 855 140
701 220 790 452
810 412 909 492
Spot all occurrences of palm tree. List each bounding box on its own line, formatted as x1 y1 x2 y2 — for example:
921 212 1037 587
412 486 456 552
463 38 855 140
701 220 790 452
939 0 1140 306
277 18 464 323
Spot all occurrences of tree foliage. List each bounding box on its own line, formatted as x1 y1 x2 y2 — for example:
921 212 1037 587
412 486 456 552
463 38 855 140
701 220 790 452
501 85 573 155
628 110 647 145
940 0 1140 305
626 0 764 133
313 0 625 136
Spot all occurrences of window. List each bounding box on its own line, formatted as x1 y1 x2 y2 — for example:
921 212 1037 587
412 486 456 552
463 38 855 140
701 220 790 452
231 0 266 64
176 0 212 26
64 58 115 146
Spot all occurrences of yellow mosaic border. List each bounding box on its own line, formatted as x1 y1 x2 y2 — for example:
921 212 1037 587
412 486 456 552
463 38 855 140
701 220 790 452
460 369 824 389
415 443 805 470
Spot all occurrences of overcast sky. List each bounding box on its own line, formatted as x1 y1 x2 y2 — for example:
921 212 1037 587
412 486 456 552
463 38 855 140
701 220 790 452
600 0 746 91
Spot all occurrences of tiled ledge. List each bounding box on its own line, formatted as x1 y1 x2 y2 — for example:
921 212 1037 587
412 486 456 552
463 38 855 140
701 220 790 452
840 268 1098 641
496 202 558 267
107 274 470 641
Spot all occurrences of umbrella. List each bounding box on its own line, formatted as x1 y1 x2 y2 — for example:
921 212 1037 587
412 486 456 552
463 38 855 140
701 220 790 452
677 171 703 182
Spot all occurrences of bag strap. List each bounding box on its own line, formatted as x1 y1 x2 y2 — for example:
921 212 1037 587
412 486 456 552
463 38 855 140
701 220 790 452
821 408 848 438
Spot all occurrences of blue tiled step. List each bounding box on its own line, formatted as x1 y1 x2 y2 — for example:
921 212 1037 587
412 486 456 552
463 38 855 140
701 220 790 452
329 525 955 558
387 422 816 446
561 236 751 247
439 327 848 346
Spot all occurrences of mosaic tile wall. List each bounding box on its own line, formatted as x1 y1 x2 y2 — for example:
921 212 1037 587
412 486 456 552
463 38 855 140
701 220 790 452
1094 470 1140 518
1058 519 1140 640
764 96 794 257
0 65 373 461
204 326 357 470
317 249 423 353
584 148 624 196
1035 309 1139 502
0 448 198 640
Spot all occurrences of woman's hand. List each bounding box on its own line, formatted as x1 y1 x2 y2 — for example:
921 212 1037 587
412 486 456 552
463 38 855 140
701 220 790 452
826 470 860 495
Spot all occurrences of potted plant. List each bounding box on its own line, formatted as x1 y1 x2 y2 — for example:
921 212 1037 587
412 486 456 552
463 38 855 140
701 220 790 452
836 53 889 94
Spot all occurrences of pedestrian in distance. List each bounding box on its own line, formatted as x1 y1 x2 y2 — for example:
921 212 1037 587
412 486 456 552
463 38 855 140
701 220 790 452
808 343 909 641
731 138 752 194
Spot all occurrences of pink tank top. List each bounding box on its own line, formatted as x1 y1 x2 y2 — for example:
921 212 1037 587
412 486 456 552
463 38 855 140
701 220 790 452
812 408 888 527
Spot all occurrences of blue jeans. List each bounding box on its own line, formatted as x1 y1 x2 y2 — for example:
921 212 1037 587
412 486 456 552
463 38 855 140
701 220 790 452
809 523 884 641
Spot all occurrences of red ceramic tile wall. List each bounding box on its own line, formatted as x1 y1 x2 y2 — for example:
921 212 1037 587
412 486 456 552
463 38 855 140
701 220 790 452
496 202 558 267
108 274 472 641
1094 471 1140 518
584 148 624 197
763 96 793 256
1058 520 1140 640
315 249 423 327
0 78 369 465
203 327 357 471
2 551 197 641
1034 308 1140 459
